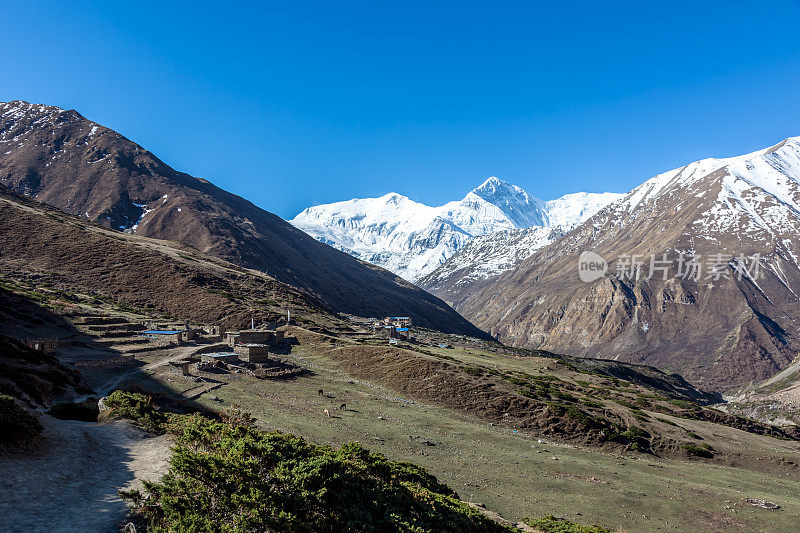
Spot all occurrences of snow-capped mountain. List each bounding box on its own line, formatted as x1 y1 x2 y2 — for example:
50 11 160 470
290 177 621 281
419 226 565 293
423 137 800 390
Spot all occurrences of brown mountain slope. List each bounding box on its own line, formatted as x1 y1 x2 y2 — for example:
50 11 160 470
427 139 800 391
0 184 332 329
0 101 484 337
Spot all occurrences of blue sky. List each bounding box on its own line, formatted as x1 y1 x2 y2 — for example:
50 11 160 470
3 1 800 218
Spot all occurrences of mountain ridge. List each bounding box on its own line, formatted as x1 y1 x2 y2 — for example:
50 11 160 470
291 176 621 281
0 100 485 337
425 136 800 390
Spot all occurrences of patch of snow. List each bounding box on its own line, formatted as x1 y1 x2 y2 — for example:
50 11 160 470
123 201 155 233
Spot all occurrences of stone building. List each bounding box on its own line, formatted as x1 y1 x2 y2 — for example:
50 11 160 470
226 329 284 347
233 344 271 363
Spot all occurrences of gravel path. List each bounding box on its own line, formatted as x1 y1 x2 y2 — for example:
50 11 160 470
0 416 170 532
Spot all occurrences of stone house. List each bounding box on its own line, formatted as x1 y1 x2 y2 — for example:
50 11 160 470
233 344 271 363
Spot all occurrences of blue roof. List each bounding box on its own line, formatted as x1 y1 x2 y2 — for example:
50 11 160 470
204 352 237 358
142 330 182 335
397 327 409 332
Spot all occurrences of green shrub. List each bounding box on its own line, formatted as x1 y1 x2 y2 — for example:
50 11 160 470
548 403 604 429
524 515 613 532
612 398 639 410
551 390 578 402
519 388 540 399
581 398 603 408
680 442 713 458
620 427 650 452
102 390 171 434
122 413 511 532
461 366 484 377
0 394 42 441
667 399 697 409
529 375 560 383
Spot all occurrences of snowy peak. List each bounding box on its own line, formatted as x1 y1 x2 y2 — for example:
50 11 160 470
471 176 538 208
464 177 546 229
0 101 88 132
291 178 620 281
616 137 800 215
585 137 800 262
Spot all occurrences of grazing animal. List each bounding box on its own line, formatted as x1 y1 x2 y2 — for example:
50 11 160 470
324 409 331 417
318 389 323 396
339 403 346 411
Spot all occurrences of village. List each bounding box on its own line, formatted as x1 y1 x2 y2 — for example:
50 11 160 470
8 287 800 533
20 302 485 405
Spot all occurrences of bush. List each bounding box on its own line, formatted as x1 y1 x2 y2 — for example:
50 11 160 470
620 427 650 452
461 366 484 377
102 390 171 434
122 412 512 532
559 404 604 429
524 515 613 533
551 390 578 402
0 394 42 441
667 399 697 410
680 442 713 458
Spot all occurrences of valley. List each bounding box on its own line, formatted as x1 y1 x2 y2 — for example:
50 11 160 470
4 275 800 532
2 100 800 532
4 3 800 531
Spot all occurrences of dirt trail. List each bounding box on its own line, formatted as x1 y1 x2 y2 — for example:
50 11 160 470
0 416 170 532
97 345 198 395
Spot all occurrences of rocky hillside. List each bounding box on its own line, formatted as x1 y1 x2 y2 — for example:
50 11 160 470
292 177 620 281
289 326 800 457
419 226 565 302
0 184 331 329
0 101 482 336
427 138 800 391
723 354 800 426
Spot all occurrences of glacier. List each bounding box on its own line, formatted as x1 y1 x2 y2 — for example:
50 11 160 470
290 177 622 282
